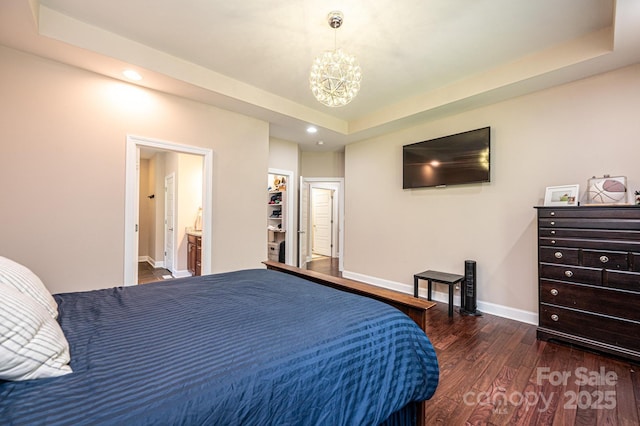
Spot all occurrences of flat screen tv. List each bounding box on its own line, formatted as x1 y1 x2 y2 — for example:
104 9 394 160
402 127 490 189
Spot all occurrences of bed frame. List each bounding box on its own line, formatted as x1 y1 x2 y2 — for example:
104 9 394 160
263 260 435 426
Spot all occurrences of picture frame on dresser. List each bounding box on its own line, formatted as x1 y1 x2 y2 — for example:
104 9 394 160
586 175 628 205
543 184 580 206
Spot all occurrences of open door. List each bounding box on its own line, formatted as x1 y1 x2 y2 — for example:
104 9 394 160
298 177 310 269
164 173 176 273
311 187 333 257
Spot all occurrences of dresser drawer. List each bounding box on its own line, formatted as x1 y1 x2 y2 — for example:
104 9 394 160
268 252 279 262
540 280 640 322
539 263 601 285
633 253 640 272
539 247 579 265
539 237 640 252
581 249 628 269
268 242 280 256
539 304 640 352
538 208 640 220
605 270 640 293
538 227 640 241
539 218 640 230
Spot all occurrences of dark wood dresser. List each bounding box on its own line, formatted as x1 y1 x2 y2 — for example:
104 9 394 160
535 206 640 362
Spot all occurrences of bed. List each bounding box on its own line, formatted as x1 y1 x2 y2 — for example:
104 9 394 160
0 262 439 426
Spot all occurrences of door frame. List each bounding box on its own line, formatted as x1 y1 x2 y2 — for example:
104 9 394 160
268 168 295 265
164 172 176 273
124 134 213 286
299 177 344 271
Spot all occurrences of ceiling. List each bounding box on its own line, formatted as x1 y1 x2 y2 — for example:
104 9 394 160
1 1 639 151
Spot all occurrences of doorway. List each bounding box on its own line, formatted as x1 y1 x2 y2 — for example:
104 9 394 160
298 177 344 272
267 169 295 265
137 151 202 280
124 135 213 286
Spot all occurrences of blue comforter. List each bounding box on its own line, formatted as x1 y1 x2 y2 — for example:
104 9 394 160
0 269 438 425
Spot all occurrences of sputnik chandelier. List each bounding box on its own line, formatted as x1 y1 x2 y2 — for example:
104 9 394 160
309 11 362 107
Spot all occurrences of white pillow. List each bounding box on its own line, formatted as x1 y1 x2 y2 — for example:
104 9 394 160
0 256 59 319
0 284 72 381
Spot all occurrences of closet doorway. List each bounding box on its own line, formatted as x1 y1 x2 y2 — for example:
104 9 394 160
124 135 213 286
267 169 295 265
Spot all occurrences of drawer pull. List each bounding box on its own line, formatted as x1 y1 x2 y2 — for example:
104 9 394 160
550 230 556 235
550 221 555 226
550 288 558 296
564 270 574 278
599 255 609 263
551 314 559 322
550 212 555 216
554 252 563 259
551 240 556 245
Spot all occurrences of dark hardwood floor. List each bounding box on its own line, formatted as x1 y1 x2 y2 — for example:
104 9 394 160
422 303 639 425
305 256 341 277
138 262 173 284
303 262 639 425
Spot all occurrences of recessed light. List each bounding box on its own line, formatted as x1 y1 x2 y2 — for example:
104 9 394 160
306 126 318 134
317 140 324 145
122 69 142 81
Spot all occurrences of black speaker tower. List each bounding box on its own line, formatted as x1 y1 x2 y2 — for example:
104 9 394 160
460 260 482 316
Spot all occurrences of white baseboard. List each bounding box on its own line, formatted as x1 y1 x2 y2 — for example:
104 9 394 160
150 259 164 268
342 270 538 325
172 269 192 279
137 257 165 268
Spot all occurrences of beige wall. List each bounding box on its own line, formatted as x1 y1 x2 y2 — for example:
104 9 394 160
0 45 269 294
344 64 640 319
301 150 345 178
269 138 299 177
269 137 299 262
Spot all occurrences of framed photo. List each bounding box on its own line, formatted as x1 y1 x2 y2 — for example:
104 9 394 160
544 184 580 206
586 175 627 205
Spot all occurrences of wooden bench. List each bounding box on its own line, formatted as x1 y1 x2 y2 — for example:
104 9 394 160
414 270 464 317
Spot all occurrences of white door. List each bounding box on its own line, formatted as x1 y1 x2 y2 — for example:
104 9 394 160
311 188 333 257
164 173 176 273
298 177 310 268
